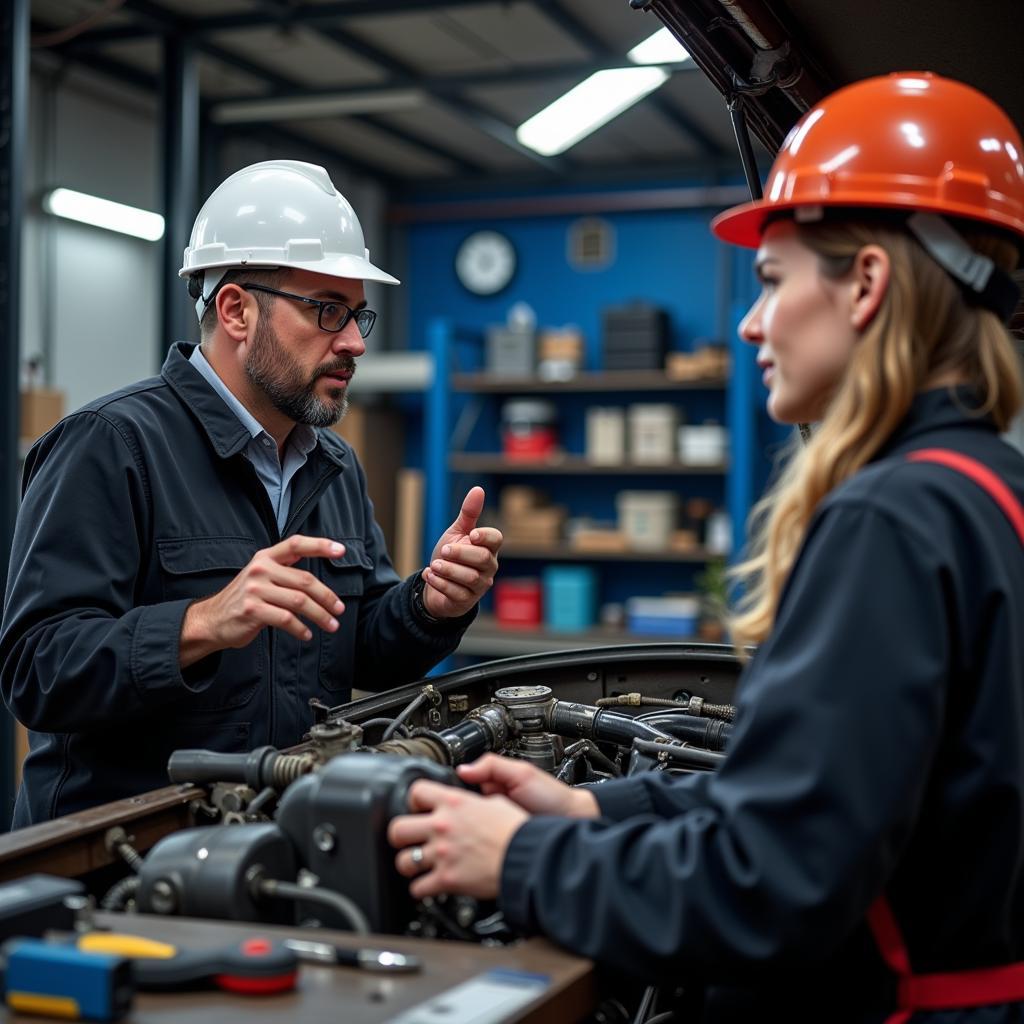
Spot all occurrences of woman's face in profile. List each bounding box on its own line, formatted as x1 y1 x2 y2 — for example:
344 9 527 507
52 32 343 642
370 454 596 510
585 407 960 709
739 220 862 424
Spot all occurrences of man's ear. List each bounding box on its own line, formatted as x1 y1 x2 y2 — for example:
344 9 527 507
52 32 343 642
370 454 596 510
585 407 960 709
850 244 890 331
214 284 254 343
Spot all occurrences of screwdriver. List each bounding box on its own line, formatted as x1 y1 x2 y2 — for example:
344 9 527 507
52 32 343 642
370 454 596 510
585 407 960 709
74 932 299 994
284 938 421 973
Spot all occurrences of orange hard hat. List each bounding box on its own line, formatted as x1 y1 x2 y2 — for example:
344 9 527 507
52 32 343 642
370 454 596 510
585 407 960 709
712 72 1024 249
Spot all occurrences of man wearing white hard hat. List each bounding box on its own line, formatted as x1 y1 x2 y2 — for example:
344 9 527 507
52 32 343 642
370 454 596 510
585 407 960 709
0 160 502 827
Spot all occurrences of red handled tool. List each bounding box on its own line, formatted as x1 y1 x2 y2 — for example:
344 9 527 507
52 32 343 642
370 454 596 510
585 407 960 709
74 932 299 995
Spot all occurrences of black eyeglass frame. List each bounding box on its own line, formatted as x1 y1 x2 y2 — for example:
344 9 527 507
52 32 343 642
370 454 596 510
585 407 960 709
240 284 377 338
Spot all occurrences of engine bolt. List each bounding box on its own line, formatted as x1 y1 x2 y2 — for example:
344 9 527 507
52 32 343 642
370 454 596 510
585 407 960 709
313 824 336 853
150 879 177 915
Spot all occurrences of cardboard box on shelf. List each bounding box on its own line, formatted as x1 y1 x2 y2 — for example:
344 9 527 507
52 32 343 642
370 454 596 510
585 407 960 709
538 328 584 380
499 485 566 546
665 345 730 381
505 507 566 547
571 528 630 553
500 486 547 516
670 529 701 553
538 328 584 362
331 403 404 554
20 389 65 442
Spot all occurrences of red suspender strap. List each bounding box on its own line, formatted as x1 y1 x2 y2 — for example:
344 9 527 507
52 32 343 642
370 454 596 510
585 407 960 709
907 448 1024 543
866 448 1024 1021
866 896 915 1024
866 896 912 976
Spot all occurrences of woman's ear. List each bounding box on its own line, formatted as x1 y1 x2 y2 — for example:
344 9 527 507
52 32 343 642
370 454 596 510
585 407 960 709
214 284 252 343
850 244 890 331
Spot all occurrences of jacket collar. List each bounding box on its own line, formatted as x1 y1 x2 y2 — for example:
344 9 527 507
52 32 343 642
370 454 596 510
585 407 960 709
878 386 997 458
161 341 345 467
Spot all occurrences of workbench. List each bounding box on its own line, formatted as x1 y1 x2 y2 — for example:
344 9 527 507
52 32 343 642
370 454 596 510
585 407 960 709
8 910 595 1023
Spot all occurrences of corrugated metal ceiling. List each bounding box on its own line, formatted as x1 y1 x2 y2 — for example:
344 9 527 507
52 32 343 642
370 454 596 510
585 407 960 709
29 0 740 184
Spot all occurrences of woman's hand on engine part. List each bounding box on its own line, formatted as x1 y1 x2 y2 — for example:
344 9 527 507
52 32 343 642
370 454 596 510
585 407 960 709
388 781 528 900
456 754 600 819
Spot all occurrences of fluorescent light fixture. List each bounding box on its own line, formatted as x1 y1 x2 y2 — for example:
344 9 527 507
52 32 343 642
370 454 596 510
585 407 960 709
517 66 669 156
211 89 424 125
627 27 691 65
42 188 164 241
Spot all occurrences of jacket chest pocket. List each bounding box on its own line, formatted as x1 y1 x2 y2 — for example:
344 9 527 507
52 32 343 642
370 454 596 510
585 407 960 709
317 538 372 692
157 536 264 711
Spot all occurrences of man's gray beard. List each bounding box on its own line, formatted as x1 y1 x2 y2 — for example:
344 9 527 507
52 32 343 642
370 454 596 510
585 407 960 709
246 319 350 427
283 387 348 428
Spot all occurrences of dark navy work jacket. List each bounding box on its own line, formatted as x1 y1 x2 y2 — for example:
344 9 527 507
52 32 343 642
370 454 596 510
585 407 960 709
501 389 1024 1022
1 343 470 827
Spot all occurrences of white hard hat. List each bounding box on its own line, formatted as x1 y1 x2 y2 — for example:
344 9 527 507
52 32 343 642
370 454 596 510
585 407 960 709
180 159 399 322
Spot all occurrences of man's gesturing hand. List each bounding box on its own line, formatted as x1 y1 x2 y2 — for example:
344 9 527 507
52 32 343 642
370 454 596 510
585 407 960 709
422 486 503 619
180 535 347 668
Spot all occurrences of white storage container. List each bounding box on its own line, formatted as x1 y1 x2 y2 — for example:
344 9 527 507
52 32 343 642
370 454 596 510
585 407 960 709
585 406 626 464
678 423 728 466
617 490 678 550
628 403 679 464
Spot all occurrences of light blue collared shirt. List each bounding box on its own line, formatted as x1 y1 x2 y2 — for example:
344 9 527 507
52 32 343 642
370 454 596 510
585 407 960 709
189 345 319 532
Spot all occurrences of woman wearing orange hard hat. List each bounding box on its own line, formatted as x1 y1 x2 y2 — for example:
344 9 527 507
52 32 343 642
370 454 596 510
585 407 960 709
388 73 1024 1022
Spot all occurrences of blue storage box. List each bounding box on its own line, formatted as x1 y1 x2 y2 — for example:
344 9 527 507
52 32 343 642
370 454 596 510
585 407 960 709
542 565 597 631
626 596 699 638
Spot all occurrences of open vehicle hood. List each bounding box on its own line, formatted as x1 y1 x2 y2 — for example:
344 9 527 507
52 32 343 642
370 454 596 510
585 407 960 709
638 0 1023 153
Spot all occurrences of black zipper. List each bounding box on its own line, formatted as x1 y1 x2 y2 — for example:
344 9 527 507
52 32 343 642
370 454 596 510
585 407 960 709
282 457 344 538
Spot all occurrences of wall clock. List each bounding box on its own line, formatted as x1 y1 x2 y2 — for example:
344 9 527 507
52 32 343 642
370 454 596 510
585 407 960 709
455 230 517 296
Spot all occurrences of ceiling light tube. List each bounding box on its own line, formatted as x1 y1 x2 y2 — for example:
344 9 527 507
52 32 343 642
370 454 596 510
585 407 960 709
517 66 669 157
42 188 165 241
627 27 691 65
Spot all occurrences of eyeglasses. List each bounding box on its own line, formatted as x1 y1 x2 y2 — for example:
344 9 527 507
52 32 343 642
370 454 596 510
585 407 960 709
241 284 377 339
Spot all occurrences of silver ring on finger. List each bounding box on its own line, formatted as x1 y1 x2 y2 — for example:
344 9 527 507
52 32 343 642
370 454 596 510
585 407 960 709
409 845 425 868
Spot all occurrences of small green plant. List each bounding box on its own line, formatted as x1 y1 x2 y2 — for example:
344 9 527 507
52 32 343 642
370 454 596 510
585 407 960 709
695 557 729 641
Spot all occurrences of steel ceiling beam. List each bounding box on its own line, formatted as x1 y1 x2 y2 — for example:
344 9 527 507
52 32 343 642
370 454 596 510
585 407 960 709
203 57 697 109
59 0 567 173
34 31 393 185
241 123 402 189
58 1 499 45
204 0 494 28
57 0 701 172
294 16 567 174
229 1 491 176
200 37 485 178
160 33 200 350
110 0 487 177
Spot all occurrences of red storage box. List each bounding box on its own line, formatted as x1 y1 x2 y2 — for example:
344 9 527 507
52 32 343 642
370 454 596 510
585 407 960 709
494 578 542 628
502 427 558 460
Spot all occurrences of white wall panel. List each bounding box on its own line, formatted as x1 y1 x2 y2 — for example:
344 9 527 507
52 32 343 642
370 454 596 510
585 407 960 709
23 65 160 414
